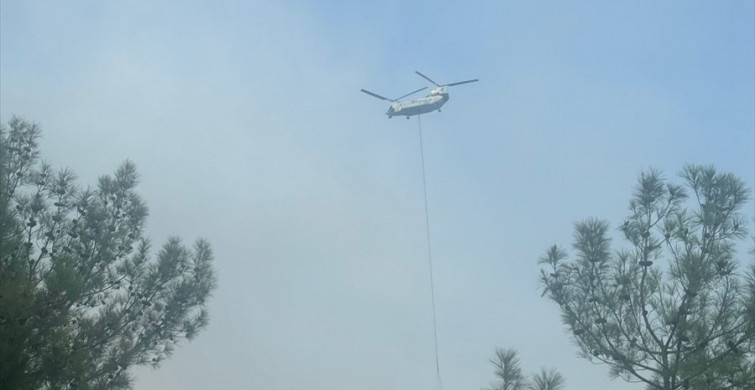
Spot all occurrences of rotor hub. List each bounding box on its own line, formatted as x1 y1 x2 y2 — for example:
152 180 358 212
429 86 448 96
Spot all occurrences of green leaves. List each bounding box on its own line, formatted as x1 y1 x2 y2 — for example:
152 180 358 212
529 368 565 390
488 348 526 390
573 218 611 265
538 165 753 389
0 117 217 390
487 349 566 390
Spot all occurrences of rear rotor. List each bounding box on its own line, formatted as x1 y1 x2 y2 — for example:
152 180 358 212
360 86 427 102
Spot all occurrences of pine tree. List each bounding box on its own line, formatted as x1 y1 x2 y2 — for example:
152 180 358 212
538 166 754 389
488 348 527 390
0 117 217 389
528 368 565 390
486 348 565 390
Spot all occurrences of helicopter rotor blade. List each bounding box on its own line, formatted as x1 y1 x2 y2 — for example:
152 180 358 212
415 71 440 87
445 79 479 87
394 87 427 101
360 89 390 101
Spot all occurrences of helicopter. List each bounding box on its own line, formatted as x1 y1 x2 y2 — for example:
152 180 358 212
361 71 478 119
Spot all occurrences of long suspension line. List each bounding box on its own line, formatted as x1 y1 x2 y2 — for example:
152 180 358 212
417 114 443 390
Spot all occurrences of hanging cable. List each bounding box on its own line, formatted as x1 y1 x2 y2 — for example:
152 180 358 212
417 114 443 390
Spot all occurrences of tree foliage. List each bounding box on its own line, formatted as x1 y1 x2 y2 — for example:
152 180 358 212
529 368 565 390
488 348 527 390
487 348 565 390
0 117 217 389
539 166 754 389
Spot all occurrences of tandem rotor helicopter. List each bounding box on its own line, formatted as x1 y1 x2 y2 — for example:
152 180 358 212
361 71 478 119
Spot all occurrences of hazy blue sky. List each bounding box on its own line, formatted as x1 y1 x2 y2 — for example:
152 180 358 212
2 1 753 389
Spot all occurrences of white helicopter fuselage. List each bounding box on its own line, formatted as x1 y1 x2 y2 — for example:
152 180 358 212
387 87 449 118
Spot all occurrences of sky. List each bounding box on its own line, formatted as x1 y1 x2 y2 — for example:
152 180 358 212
1 1 754 389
